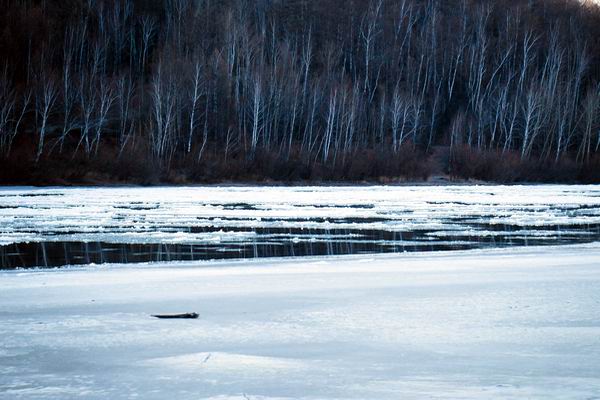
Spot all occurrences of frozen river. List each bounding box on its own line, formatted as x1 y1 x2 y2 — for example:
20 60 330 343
1 245 600 399
2 185 600 268
2 185 600 399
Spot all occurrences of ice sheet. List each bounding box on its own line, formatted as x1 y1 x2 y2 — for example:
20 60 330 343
1 185 600 247
1 245 600 399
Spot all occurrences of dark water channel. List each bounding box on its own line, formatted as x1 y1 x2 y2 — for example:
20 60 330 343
2 223 600 269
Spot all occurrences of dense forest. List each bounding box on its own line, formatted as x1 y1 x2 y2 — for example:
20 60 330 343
1 0 600 184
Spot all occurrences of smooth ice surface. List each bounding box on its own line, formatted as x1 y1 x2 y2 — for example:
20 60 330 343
2 185 600 267
1 245 600 399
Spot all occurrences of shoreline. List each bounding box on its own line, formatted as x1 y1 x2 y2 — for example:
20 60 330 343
0 175 580 188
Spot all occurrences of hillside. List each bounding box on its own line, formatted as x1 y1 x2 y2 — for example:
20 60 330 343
1 0 600 184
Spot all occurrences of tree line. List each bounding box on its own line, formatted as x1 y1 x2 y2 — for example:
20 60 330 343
1 0 600 183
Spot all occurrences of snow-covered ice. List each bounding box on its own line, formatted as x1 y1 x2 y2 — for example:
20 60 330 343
1 185 600 246
1 245 600 399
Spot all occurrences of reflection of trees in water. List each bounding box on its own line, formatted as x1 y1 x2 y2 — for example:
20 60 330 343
2 224 600 269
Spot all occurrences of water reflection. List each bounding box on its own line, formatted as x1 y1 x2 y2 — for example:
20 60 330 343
2 224 599 269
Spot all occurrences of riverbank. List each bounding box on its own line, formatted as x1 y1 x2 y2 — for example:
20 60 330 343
2 245 600 399
2 146 599 187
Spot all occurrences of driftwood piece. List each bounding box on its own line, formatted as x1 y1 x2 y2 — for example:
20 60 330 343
152 312 199 319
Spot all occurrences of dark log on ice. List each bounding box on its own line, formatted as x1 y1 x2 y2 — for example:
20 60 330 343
152 312 199 319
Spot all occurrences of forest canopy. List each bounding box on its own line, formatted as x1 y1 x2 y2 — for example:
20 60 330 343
1 0 600 184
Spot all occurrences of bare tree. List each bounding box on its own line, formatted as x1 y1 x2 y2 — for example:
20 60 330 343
91 75 116 155
360 0 383 102
0 66 16 157
57 26 79 152
187 59 204 154
577 84 600 163
249 74 263 156
520 85 543 159
390 86 414 153
139 16 157 74
35 71 59 162
116 73 135 156
149 59 177 163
